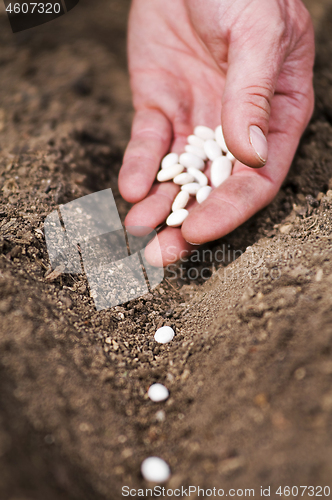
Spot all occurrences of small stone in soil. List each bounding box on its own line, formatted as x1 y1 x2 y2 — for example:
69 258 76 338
155 410 166 422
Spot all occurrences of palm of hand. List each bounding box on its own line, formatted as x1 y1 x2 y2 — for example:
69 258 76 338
128 0 226 146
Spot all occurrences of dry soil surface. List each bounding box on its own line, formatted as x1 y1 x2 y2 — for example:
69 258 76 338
1 1 332 499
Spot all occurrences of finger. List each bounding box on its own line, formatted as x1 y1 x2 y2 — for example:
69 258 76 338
182 88 314 244
125 182 195 266
182 170 274 244
221 4 288 168
118 108 172 203
124 182 179 229
144 226 194 267
171 134 189 155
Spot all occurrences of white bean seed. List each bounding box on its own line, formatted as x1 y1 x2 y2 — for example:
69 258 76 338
157 164 184 182
196 186 212 204
154 325 175 343
187 167 208 187
211 156 232 188
179 152 205 171
185 144 207 160
161 153 179 169
166 209 189 227
227 151 236 163
157 126 234 221
173 173 195 185
181 182 201 195
194 125 215 141
141 457 171 483
148 383 169 402
204 139 222 161
187 134 205 148
172 190 190 211
215 125 228 153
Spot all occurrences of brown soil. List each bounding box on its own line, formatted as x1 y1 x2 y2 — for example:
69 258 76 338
1 1 332 498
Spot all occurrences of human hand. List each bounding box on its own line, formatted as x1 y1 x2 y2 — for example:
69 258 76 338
118 0 314 266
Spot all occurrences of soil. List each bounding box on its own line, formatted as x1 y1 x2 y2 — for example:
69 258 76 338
1 1 332 498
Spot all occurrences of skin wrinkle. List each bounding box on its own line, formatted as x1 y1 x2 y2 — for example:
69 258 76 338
242 84 275 111
282 0 312 46
171 106 193 133
185 1 229 66
233 160 276 183
291 26 314 64
124 137 170 160
223 1 256 36
207 192 248 220
275 72 310 98
133 105 172 116
226 12 288 82
124 154 162 166
132 51 223 87
243 97 271 120
229 36 285 75
126 188 178 226
131 69 190 104
135 100 189 127
133 15 224 124
284 0 313 58
267 123 298 136
228 12 281 47
274 0 295 54
275 82 313 119
281 92 313 115
171 9 221 71
172 132 190 145
160 2 216 69
130 130 169 142
156 190 178 203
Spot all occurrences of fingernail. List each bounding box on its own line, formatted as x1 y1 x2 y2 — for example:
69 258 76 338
185 241 200 246
249 125 268 164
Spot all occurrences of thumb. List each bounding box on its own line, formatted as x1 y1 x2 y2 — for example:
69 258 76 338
221 23 286 168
